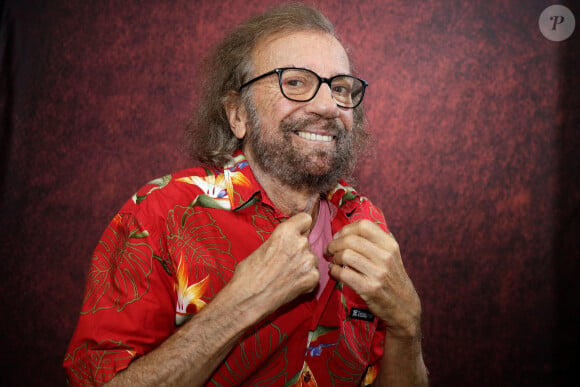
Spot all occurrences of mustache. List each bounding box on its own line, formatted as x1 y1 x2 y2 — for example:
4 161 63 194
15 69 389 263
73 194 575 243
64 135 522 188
279 116 347 137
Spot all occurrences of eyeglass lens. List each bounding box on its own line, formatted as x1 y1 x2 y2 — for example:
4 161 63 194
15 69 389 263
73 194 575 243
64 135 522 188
280 69 364 108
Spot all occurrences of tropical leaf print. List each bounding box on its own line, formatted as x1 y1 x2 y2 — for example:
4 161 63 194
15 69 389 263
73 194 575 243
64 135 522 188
250 203 282 243
153 253 173 276
308 325 338 346
132 175 172 205
306 325 339 358
189 194 230 210
348 203 387 229
211 322 289 386
64 339 135 386
166 206 234 297
328 319 374 385
327 183 356 208
81 214 154 314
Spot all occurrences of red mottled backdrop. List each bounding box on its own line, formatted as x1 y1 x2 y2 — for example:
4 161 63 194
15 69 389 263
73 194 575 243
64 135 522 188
1 0 578 385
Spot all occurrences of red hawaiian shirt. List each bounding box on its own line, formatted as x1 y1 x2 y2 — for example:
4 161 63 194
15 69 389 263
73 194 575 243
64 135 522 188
64 151 390 386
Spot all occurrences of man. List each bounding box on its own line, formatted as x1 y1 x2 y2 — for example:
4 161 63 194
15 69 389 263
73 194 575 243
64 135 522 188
64 4 428 386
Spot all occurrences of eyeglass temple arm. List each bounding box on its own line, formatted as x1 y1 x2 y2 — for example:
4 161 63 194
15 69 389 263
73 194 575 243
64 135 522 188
239 69 279 90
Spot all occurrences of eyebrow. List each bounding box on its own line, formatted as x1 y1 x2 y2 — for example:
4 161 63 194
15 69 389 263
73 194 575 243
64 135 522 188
281 65 353 77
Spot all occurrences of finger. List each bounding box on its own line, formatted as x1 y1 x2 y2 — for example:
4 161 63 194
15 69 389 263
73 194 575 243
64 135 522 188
326 233 377 259
334 219 390 245
332 247 375 276
329 262 367 294
331 221 400 264
285 212 313 236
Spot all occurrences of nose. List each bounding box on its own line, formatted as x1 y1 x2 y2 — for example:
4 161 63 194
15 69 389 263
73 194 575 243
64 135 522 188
305 83 340 119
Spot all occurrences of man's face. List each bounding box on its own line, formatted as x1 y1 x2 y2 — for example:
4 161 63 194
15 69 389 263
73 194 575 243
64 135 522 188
241 30 357 193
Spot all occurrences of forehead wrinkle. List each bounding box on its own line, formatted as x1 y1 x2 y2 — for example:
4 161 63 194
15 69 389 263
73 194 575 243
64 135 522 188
250 30 351 77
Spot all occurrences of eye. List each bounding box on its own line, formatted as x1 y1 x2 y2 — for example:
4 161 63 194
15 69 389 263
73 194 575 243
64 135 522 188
283 75 310 89
332 76 362 97
285 78 304 87
331 80 353 96
332 85 350 94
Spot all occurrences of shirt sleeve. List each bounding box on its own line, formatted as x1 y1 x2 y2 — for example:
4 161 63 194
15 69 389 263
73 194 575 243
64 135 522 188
63 199 176 386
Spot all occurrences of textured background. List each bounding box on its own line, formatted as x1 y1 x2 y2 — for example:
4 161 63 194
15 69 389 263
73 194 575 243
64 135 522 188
1 0 578 385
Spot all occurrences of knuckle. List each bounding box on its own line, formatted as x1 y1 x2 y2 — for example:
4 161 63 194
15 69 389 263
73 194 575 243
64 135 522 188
300 251 316 268
367 279 382 294
307 252 318 268
274 221 288 233
375 268 389 283
342 234 357 246
341 248 354 264
332 249 348 266
359 219 374 230
268 230 284 245
311 268 320 283
302 270 319 292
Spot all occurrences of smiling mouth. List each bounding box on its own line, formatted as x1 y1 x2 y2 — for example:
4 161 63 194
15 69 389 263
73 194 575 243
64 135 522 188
295 131 334 142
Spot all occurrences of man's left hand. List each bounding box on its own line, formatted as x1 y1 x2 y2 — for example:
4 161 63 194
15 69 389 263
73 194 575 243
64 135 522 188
326 219 421 340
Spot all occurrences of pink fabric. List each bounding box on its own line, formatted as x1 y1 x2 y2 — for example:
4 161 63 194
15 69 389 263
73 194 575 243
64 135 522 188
308 199 333 299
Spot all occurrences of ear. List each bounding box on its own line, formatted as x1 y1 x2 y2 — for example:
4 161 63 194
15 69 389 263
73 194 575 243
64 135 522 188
224 91 249 140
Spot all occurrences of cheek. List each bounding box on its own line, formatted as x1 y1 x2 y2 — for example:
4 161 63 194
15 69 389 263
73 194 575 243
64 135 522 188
340 111 354 131
255 93 298 127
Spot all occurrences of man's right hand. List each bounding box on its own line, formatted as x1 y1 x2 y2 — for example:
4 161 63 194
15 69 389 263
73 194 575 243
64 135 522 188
227 212 320 319
105 213 320 387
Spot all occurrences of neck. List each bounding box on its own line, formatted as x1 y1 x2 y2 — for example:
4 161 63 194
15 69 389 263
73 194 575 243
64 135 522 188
255 166 321 219
245 154 322 220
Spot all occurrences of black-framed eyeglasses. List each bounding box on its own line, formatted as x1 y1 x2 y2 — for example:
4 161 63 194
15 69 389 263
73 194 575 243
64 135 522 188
239 67 368 109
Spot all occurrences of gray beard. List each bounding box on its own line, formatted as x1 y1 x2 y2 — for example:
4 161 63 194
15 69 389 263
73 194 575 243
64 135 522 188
244 114 356 194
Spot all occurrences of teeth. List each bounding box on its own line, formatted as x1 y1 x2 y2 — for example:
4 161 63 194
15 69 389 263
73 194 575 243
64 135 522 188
297 131 333 142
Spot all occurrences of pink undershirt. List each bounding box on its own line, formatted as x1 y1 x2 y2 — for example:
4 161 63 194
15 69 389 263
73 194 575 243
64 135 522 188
308 199 333 299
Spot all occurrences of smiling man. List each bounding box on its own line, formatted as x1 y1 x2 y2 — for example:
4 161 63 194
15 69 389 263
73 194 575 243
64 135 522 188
233 30 358 201
64 4 428 386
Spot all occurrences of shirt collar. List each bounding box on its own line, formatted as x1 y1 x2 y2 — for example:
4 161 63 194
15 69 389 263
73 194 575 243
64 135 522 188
224 150 362 212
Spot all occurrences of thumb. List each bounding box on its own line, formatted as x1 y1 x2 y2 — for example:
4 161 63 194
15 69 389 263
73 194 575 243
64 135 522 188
286 212 313 236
